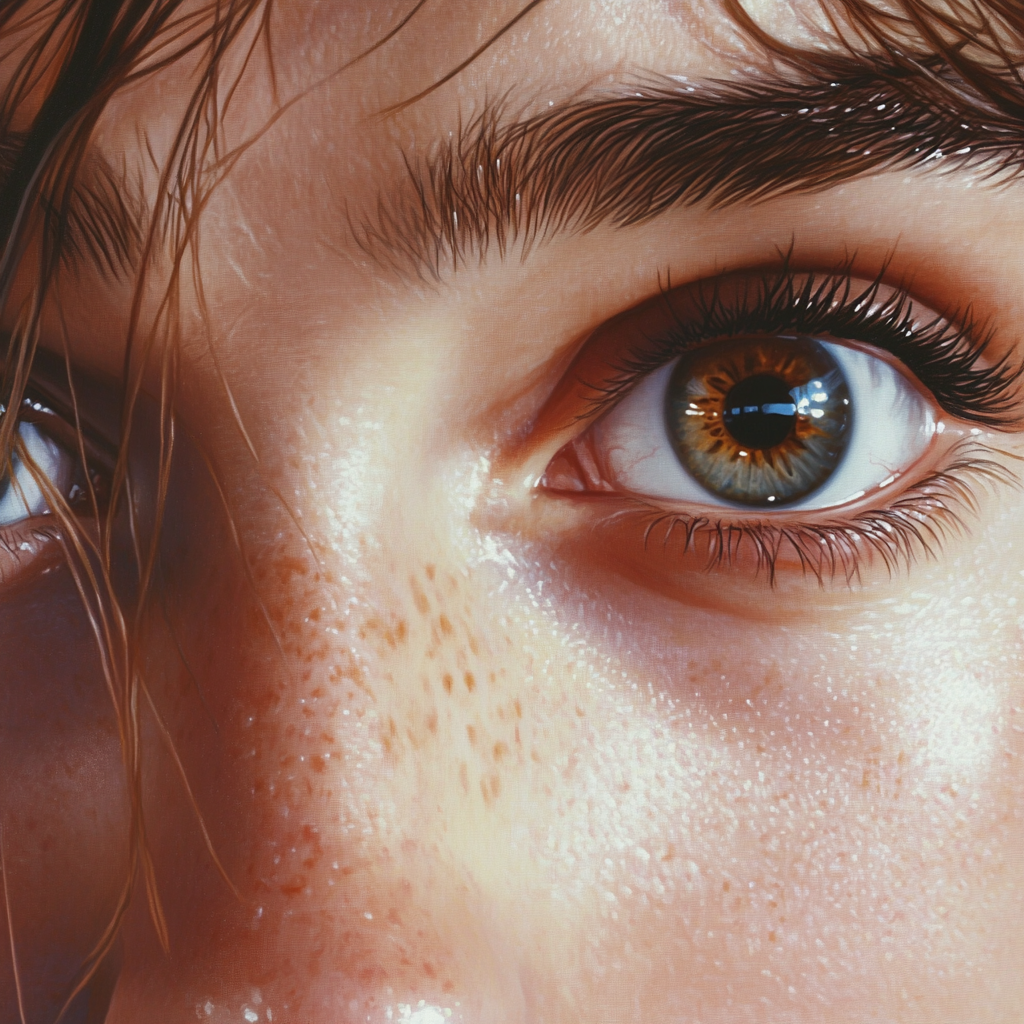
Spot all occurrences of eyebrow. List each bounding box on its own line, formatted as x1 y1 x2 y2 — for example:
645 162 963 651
50 152 149 281
357 55 1024 279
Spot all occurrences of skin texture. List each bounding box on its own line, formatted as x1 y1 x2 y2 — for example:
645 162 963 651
2 1 1024 1022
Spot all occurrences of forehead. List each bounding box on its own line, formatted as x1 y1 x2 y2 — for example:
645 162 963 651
22 0 1004 380
87 0 750 231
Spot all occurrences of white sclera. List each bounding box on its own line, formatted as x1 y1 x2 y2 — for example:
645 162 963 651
0 421 73 526
592 341 936 511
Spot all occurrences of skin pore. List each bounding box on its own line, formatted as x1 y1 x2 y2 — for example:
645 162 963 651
2 1 1024 1022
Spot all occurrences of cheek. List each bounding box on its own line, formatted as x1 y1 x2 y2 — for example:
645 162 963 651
122 407 1024 1024
0 571 129 1024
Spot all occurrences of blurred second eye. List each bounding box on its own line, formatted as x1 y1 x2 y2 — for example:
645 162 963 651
0 420 75 525
544 333 938 511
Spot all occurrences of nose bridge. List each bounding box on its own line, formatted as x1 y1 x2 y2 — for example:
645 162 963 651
143 471 537 1021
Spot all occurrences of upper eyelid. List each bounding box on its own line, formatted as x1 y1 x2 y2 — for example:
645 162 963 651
17 400 117 477
571 267 1024 431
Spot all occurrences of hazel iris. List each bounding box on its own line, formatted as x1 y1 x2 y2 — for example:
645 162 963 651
664 335 852 506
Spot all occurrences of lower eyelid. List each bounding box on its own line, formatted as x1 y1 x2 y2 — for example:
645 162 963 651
0 518 67 593
531 436 1016 592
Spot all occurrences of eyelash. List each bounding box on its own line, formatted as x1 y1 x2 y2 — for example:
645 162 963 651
554 260 1023 586
0 387 114 587
623 442 1015 586
583 259 1022 427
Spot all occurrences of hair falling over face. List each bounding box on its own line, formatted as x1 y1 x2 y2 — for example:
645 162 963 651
1 0 1024 1021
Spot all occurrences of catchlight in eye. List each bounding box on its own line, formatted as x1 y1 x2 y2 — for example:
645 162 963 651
547 330 937 514
665 336 851 506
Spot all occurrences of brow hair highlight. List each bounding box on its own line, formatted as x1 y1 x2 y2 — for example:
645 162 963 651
359 57 1024 278
358 0 1024 279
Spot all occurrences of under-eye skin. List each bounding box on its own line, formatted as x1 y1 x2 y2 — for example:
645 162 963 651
535 262 1023 585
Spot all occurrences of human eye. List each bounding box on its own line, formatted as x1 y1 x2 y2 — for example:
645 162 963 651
529 261 1021 587
0 360 113 588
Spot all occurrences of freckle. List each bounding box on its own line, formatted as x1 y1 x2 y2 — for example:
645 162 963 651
308 607 321 621
410 578 430 615
439 614 453 636
531 748 541 763
426 713 438 734
442 981 455 994
489 773 501 798
468 635 479 655
425 564 436 581
459 762 469 793
442 674 453 694
275 556 308 584
311 756 326 773
466 725 476 745
423 962 436 979
464 672 475 693
513 698 522 718
493 741 508 762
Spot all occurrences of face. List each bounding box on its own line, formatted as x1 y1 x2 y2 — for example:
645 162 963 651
2 1 1024 1022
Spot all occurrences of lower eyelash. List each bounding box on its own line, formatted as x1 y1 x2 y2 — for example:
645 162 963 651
625 440 1018 587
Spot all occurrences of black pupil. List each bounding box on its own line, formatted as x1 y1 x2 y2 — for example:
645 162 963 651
722 374 797 450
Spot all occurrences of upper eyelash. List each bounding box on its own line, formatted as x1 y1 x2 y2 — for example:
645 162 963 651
581 259 1024 428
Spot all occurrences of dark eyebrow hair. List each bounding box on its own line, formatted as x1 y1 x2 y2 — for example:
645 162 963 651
356 55 1024 280
52 151 149 281
0 132 149 283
